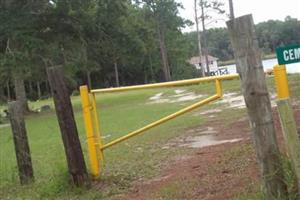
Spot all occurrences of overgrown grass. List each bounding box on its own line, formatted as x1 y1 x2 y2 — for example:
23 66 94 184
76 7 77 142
234 156 300 200
1 74 300 199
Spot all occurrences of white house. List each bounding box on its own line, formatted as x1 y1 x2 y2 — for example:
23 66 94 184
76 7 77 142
188 55 222 75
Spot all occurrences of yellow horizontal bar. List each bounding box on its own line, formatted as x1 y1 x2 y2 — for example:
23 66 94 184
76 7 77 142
101 94 221 150
92 74 239 94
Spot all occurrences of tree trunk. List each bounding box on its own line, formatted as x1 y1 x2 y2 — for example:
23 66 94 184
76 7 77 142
28 81 33 95
114 62 120 87
86 70 92 89
149 54 155 82
227 14 288 200
157 26 171 82
37 81 41 100
8 101 34 185
194 0 205 77
200 0 210 75
144 67 148 84
45 80 51 97
14 75 29 114
0 85 5 102
6 80 11 100
47 66 90 187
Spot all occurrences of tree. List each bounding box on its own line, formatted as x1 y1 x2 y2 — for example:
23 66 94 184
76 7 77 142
0 0 48 113
1 0 298 101
136 0 187 82
198 0 225 75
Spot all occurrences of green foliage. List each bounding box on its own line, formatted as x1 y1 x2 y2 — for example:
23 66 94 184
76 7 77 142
1 0 300 101
184 17 300 62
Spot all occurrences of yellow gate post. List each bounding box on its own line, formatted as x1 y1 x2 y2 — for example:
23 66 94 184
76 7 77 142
273 65 290 99
90 93 104 162
80 86 100 178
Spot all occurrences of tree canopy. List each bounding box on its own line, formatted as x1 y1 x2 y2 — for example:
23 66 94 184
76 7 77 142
0 1 300 105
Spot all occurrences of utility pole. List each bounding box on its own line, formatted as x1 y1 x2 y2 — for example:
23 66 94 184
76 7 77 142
200 0 210 75
194 0 205 77
228 0 235 20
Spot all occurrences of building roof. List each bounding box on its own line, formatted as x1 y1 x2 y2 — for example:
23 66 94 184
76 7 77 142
188 55 218 65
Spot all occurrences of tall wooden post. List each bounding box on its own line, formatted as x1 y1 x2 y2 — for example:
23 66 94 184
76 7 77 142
8 101 34 185
228 0 235 20
227 15 288 199
47 66 90 187
194 0 205 77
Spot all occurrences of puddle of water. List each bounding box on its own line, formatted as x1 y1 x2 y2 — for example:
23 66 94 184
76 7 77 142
175 89 186 94
173 94 204 102
149 92 164 100
215 92 278 109
181 135 242 148
217 95 246 109
102 134 111 139
197 109 222 116
186 126 217 135
148 91 206 104
148 99 171 104
171 92 194 98
199 127 218 135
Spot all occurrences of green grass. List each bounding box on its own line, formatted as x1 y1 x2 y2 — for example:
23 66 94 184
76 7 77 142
0 82 226 199
1 74 300 199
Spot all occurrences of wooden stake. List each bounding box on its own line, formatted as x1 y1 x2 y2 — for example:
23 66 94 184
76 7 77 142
47 66 90 187
277 99 300 192
8 101 34 185
227 15 288 199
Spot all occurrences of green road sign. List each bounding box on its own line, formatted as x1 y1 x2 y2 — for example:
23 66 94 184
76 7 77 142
276 44 300 65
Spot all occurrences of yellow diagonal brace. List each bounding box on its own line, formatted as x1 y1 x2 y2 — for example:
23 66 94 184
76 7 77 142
101 94 221 150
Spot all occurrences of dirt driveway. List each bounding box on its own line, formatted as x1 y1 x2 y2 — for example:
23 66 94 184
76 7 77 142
114 104 300 200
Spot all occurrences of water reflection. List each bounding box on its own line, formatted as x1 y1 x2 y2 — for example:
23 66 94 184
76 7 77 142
224 58 300 74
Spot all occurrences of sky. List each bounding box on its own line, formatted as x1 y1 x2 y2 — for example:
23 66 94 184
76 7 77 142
178 0 300 32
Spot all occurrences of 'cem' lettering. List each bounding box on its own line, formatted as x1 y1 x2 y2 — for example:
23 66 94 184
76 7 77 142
283 50 289 61
289 49 295 60
283 48 300 61
295 48 300 59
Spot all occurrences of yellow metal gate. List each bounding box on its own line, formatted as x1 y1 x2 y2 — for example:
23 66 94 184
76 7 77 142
80 74 239 178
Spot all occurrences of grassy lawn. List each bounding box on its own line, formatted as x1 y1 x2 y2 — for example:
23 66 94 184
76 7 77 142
1 74 300 199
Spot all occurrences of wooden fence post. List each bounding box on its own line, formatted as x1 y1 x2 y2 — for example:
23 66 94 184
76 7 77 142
274 65 300 194
8 101 34 185
226 15 288 199
47 66 89 187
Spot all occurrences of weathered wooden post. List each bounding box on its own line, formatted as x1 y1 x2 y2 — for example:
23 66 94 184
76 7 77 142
47 66 90 187
8 101 34 185
227 15 288 199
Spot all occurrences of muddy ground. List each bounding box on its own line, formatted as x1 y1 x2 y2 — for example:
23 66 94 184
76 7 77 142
114 104 300 200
